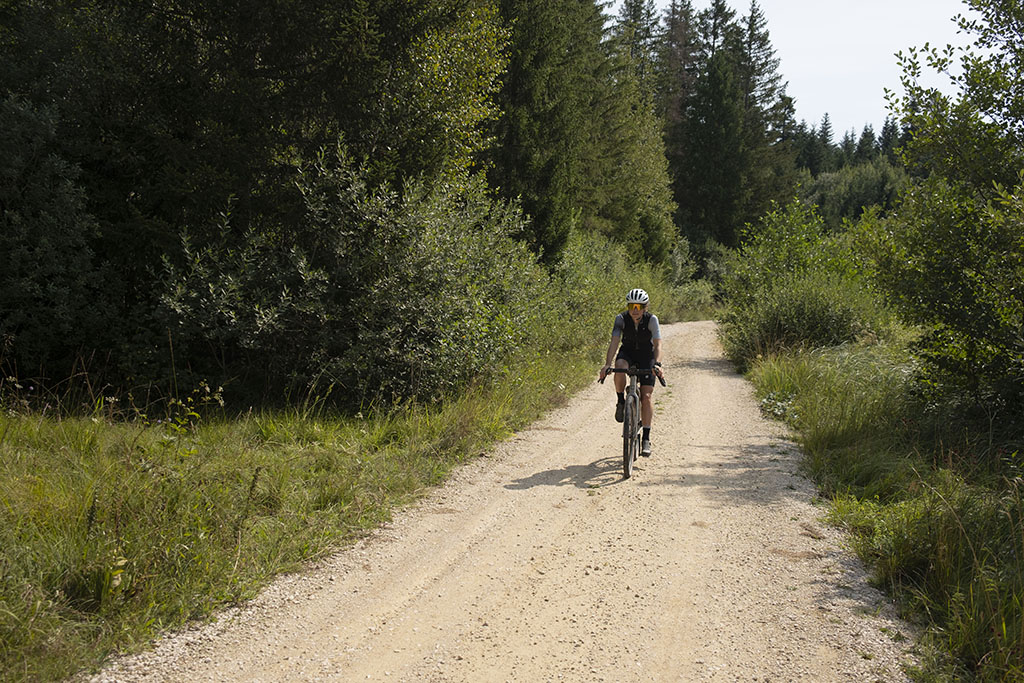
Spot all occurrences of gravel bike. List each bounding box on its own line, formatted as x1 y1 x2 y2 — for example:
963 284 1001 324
602 366 665 479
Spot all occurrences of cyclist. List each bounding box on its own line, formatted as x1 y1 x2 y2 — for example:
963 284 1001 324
598 288 664 456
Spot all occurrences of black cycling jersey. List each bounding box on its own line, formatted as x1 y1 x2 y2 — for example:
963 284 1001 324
612 311 661 355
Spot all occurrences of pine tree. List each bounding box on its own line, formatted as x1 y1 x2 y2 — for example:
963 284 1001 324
615 0 660 94
654 0 699 124
854 124 877 162
733 0 797 226
488 0 605 261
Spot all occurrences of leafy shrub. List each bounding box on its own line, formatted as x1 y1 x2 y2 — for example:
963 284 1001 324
800 156 907 229
161 143 693 408
161 145 548 404
720 270 885 368
549 230 676 352
718 199 894 368
340 182 548 401
861 177 1024 413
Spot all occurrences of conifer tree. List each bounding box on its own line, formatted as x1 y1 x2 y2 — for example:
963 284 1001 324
817 113 837 172
697 0 739 59
582 45 677 263
733 0 797 226
654 0 699 124
676 48 747 247
615 0 660 94
878 116 901 162
838 128 857 166
855 124 878 162
736 1 783 117
660 0 799 247
793 121 821 176
488 0 604 261
656 0 700 234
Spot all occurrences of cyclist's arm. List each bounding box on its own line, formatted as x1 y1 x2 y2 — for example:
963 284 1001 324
604 334 620 369
601 314 625 376
652 337 663 377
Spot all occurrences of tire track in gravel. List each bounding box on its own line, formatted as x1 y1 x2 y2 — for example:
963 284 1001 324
89 321 919 682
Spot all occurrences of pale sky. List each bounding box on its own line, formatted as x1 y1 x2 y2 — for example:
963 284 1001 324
641 0 979 136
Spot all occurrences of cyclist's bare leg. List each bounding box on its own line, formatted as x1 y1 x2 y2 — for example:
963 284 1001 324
640 385 654 427
613 358 629 394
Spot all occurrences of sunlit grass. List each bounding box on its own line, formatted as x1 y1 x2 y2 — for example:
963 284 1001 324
748 342 1024 681
0 351 594 682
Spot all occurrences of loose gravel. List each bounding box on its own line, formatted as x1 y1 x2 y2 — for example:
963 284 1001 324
87 321 920 682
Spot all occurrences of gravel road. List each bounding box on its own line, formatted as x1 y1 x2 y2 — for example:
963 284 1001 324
89 321 919 682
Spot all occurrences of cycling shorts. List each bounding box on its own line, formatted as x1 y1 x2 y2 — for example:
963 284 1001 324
616 348 656 387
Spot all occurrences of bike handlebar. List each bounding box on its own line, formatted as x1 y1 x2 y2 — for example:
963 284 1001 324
599 367 666 387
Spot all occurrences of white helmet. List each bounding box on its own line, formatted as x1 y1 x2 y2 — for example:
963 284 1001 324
626 288 649 305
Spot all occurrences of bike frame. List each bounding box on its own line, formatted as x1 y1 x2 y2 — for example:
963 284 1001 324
601 365 665 479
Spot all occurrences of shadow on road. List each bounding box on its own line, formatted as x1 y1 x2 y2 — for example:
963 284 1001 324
667 355 739 377
504 455 633 489
641 440 812 508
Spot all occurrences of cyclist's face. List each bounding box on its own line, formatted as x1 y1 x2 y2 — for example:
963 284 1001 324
628 303 645 320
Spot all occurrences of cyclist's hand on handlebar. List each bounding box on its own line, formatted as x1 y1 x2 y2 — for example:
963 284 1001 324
653 364 666 385
598 365 611 383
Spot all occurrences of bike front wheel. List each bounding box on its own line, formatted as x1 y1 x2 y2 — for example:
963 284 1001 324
622 396 637 478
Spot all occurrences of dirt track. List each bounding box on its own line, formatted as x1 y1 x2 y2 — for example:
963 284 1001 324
91 321 918 682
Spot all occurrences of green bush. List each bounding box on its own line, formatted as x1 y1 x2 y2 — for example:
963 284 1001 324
161 143 697 408
800 156 907 230
862 177 1024 414
718 199 894 368
720 270 884 367
161 146 547 404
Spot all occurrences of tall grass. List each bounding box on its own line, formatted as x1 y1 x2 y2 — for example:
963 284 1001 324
0 351 599 682
751 343 922 501
749 345 1024 681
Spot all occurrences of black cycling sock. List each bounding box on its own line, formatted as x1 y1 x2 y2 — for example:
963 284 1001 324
617 392 625 404
643 427 651 440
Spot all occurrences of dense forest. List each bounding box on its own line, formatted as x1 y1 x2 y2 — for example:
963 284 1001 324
3 0 1024 679
1 0 907 407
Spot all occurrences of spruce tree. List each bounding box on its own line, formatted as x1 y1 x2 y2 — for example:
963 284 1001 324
697 0 739 59
817 113 837 171
677 48 747 247
656 0 700 239
794 120 826 176
818 113 834 146
855 124 878 162
488 0 604 261
614 0 660 94
838 128 857 167
734 0 797 227
878 116 901 162
654 0 699 124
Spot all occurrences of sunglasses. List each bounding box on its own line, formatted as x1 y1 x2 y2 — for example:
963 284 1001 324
628 303 645 311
